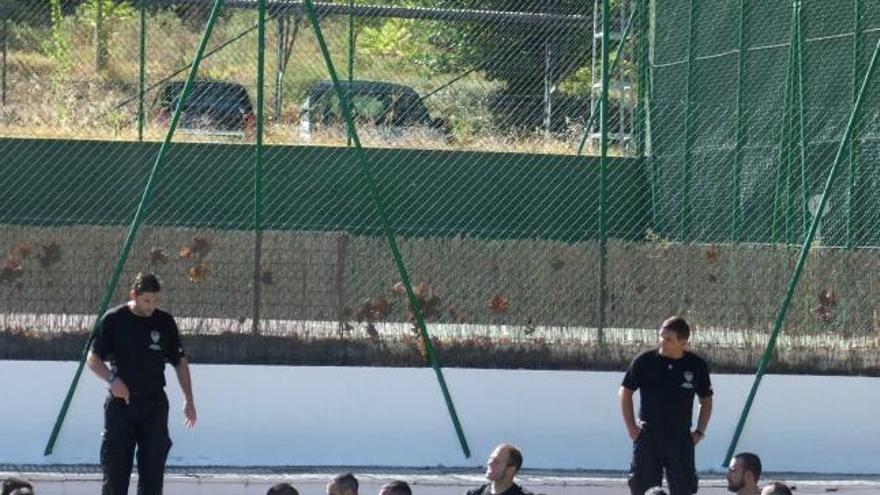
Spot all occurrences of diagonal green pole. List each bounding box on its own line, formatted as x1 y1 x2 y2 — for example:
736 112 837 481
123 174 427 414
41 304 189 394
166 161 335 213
302 0 471 458
44 0 226 456
577 4 637 156
722 35 880 468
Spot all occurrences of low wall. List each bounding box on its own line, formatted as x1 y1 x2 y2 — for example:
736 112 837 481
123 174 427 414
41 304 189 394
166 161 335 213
1 362 877 474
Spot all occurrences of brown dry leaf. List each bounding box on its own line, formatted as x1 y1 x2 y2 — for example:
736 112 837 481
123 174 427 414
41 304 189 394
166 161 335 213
489 294 509 314
148 248 168 264
13 241 31 259
179 244 193 259
413 281 433 300
391 281 405 295
187 264 208 283
371 297 393 320
705 245 720 262
814 305 834 323
819 289 836 307
1 260 23 283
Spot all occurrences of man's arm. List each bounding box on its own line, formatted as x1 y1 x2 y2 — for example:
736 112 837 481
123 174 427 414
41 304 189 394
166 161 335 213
87 350 130 404
619 386 641 440
691 395 713 444
174 357 197 428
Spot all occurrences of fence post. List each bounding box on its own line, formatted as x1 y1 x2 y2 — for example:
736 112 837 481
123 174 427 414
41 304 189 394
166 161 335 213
846 0 863 248
137 0 147 141
732 0 746 241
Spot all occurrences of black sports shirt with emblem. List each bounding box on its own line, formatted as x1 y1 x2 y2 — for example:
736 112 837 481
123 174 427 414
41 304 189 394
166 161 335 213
622 349 713 432
91 304 186 396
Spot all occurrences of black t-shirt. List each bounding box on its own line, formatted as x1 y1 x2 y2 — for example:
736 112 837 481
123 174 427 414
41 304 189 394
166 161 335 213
91 303 186 395
466 483 531 495
621 349 713 432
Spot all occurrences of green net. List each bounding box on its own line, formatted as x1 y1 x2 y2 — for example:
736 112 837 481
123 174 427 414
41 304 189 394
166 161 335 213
0 0 878 374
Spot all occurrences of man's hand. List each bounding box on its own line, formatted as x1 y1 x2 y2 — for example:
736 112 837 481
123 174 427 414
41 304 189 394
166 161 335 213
627 424 642 441
691 431 704 445
183 401 197 429
109 378 130 404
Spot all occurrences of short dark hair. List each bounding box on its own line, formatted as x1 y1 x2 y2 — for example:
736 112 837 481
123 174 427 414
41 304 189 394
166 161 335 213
763 482 792 495
644 487 668 495
333 473 358 494
735 452 762 481
661 316 691 341
380 480 412 495
267 483 299 495
132 272 161 295
500 444 523 472
2 478 33 495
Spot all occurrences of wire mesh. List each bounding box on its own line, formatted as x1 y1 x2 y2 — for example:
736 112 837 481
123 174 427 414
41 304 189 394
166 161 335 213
1 0 879 373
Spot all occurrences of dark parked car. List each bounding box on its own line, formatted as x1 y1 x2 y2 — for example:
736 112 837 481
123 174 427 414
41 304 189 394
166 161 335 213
155 81 255 136
299 80 449 141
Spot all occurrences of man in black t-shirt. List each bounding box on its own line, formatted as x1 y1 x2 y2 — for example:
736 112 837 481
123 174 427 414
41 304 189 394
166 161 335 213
466 444 531 495
620 316 713 495
87 273 196 495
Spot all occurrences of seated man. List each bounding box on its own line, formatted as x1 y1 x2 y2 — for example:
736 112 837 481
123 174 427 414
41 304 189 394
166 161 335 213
726 452 762 495
761 482 793 495
328 473 358 495
466 444 530 495
267 483 299 495
1 478 34 495
379 480 412 495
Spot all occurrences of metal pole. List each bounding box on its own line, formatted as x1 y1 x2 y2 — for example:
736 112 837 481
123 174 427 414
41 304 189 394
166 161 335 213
847 0 863 248
681 0 696 239
2 13 7 107
796 1 807 240
732 0 746 240
772 11 796 244
302 0 471 458
618 0 626 153
45 0 227 456
598 0 610 343
252 0 266 335
347 0 354 147
274 16 285 119
96 0 106 71
137 0 147 141
544 39 552 136
723 35 880 469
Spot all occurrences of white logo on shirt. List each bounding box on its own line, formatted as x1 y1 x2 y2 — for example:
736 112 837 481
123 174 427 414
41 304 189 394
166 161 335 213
681 371 694 389
149 330 161 351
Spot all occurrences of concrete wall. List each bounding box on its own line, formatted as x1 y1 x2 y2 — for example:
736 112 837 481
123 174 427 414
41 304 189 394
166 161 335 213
0 362 877 474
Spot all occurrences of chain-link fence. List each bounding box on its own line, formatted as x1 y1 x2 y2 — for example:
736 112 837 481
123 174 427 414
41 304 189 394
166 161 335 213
1 0 879 374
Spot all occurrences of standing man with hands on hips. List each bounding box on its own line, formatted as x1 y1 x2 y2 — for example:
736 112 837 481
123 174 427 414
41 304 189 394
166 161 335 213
620 316 713 495
87 272 196 495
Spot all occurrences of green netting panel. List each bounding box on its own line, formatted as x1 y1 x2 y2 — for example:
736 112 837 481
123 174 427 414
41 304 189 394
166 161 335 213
2 0 880 374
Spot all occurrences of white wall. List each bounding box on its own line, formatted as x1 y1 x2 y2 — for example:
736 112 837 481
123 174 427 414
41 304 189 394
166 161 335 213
0 362 876 474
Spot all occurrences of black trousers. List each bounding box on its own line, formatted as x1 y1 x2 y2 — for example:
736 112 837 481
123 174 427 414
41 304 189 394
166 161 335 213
627 429 697 495
101 391 172 495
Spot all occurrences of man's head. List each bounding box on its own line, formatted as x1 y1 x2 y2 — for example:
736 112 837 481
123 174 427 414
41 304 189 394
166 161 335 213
485 444 523 484
659 316 690 356
761 482 792 495
267 483 299 495
327 473 358 495
727 452 762 493
2 478 33 495
129 272 161 317
379 480 411 495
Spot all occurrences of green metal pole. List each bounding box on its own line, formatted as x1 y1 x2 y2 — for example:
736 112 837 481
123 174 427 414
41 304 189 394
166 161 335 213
577 5 637 156
302 0 471 459
796 1 807 240
44 0 226 456
252 0 266 335
681 0 695 240
846 0 862 248
772 10 796 244
634 0 647 159
597 0 610 342
137 0 146 142
723 34 880 469
2 13 7 107
732 0 746 240
784 6 797 244
347 0 354 147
